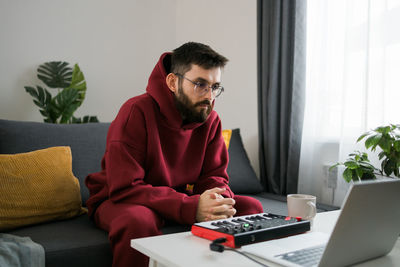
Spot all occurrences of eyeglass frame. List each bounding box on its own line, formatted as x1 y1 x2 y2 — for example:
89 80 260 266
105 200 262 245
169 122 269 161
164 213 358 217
174 73 224 98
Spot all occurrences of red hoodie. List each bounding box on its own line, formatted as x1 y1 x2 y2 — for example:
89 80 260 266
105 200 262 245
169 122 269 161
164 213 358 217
85 52 233 225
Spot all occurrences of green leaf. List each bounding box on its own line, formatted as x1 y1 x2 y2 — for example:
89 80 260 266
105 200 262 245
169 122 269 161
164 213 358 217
39 109 48 117
53 88 80 123
24 85 55 122
394 167 400 178
343 168 353 182
378 151 386 160
344 160 359 169
33 100 42 106
357 132 370 143
329 163 340 171
71 117 82 123
82 116 89 123
37 86 44 101
355 168 363 179
383 158 396 177
359 161 375 170
360 152 369 161
351 170 359 182
394 140 400 152
361 171 376 180
24 86 39 98
88 116 99 122
37 61 72 88
71 115 99 124
47 101 59 123
375 126 391 134
65 64 86 108
379 137 392 153
365 134 382 151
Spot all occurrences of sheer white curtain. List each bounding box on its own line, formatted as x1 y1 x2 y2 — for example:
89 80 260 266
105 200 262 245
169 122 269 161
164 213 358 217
299 0 400 206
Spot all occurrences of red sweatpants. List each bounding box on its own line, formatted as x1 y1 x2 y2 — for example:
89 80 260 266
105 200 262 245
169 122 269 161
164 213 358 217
94 195 263 267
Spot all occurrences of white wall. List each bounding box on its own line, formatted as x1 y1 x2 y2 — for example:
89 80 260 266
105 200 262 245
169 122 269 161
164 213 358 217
0 0 259 177
0 0 177 122
175 0 259 177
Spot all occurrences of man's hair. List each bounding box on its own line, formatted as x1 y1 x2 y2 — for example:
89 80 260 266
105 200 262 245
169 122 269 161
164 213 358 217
171 42 228 75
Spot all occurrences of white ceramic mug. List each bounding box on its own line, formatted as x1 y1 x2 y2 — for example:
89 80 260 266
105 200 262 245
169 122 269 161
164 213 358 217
287 194 317 221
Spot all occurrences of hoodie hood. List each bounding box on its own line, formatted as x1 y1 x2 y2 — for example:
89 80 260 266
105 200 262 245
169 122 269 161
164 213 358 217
146 52 214 130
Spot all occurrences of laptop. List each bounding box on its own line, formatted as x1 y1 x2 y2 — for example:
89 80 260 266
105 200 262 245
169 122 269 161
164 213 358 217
241 179 400 267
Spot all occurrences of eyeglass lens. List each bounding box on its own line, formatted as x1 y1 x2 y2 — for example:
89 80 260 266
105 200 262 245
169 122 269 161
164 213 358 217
196 83 222 97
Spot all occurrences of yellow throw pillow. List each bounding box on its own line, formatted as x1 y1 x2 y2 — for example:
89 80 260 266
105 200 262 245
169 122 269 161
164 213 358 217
222 129 232 149
0 146 86 231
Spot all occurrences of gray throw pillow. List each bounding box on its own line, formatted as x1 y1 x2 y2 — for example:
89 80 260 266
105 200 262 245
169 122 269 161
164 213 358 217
227 129 264 194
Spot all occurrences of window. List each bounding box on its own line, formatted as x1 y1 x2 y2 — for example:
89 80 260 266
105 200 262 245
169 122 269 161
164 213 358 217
299 0 400 206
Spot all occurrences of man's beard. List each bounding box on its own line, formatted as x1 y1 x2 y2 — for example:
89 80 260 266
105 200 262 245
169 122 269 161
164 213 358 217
174 86 212 124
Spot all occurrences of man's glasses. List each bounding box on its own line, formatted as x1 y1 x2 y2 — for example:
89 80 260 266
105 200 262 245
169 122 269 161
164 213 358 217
175 73 224 98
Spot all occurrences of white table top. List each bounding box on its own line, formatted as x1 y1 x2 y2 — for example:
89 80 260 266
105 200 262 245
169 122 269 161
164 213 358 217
131 210 400 267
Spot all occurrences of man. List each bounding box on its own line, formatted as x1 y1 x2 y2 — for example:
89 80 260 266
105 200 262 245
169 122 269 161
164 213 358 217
85 42 263 267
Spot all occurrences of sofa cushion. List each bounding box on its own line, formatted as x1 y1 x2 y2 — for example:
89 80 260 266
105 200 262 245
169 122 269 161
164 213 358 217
7 215 112 267
221 129 233 148
0 119 109 206
0 146 86 231
226 129 264 194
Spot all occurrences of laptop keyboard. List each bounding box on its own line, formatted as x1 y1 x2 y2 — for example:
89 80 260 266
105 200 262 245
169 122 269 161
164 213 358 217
275 245 325 267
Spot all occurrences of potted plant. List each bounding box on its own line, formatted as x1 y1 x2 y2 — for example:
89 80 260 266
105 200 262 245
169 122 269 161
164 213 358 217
330 124 400 182
24 61 99 123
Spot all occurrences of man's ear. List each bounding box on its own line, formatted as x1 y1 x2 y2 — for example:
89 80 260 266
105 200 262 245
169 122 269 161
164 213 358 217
166 73 178 93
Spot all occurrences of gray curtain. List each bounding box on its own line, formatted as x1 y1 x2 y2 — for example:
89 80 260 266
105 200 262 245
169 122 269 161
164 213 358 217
257 0 306 195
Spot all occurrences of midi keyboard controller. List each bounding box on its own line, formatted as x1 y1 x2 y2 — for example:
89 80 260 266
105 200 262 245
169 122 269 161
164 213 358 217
191 212 310 248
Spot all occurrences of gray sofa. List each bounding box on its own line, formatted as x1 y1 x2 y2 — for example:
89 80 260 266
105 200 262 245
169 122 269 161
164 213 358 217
0 119 337 267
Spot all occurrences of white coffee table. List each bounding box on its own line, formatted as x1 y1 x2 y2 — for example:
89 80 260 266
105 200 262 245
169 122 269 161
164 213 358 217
131 210 400 267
